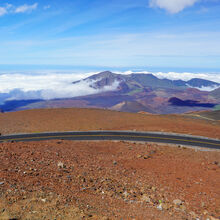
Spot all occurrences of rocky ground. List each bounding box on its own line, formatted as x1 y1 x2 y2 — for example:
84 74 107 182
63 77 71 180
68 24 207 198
0 140 219 219
0 108 220 139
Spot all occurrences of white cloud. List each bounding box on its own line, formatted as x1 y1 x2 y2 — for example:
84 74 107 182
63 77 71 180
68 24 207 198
15 3 38 13
0 72 94 93
0 3 39 16
187 85 220 91
0 3 12 16
0 72 119 101
41 80 119 100
0 7 7 16
149 0 199 13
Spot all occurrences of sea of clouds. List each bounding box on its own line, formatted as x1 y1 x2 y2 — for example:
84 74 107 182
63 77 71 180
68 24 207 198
0 71 120 104
0 70 220 104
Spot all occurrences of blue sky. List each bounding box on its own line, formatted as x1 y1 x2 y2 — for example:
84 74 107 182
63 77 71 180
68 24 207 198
0 0 220 70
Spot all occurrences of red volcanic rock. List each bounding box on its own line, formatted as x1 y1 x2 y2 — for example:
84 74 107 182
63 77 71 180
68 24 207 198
0 140 219 219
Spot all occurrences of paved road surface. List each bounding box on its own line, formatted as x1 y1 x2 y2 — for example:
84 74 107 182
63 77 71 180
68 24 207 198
0 131 220 150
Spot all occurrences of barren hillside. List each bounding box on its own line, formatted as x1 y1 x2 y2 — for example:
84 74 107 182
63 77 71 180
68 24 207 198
0 108 220 139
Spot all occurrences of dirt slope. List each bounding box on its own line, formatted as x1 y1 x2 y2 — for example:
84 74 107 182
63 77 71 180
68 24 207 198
0 140 219 219
0 108 220 139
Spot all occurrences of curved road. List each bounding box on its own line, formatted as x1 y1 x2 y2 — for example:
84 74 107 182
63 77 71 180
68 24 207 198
0 131 220 150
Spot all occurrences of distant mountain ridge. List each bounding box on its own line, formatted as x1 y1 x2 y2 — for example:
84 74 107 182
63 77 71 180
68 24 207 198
74 71 220 91
1 71 220 114
186 78 220 88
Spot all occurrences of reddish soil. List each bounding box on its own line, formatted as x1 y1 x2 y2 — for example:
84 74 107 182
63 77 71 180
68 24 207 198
0 140 219 219
0 108 220 139
0 108 220 219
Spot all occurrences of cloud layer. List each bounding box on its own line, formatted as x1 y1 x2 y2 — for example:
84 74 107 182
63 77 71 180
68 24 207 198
149 0 199 13
0 71 119 102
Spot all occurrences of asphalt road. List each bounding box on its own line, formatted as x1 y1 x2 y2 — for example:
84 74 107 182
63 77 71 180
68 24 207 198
0 131 220 150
